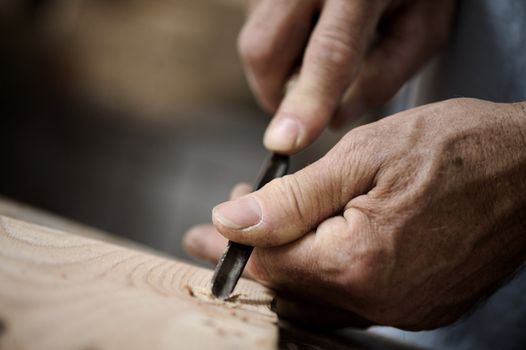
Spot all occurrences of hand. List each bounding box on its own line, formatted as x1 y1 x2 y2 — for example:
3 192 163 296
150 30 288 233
184 98 526 329
185 185 373 328
239 0 456 154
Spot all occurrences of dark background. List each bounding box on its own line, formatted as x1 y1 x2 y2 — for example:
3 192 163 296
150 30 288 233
0 0 347 262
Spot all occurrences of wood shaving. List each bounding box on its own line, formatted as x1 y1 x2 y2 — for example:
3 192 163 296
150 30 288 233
183 284 246 307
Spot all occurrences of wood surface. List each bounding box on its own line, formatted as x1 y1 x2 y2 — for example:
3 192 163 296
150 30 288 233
0 215 277 350
0 198 419 350
0 196 158 254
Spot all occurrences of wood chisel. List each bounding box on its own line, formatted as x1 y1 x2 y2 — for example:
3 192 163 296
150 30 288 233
211 153 289 299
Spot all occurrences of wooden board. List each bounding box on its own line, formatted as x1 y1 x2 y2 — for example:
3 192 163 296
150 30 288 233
0 196 158 254
0 215 277 350
0 198 420 350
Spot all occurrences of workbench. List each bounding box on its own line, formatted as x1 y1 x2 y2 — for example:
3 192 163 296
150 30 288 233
0 196 419 350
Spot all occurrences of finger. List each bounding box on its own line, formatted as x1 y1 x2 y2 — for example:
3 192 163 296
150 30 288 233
264 0 386 153
331 0 455 128
183 224 256 279
247 208 370 286
183 224 228 264
238 0 318 112
184 183 253 262
246 0 262 15
245 208 375 313
212 133 379 247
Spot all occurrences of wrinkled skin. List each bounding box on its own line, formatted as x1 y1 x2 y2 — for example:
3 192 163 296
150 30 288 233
185 99 526 330
238 0 456 153
184 0 526 332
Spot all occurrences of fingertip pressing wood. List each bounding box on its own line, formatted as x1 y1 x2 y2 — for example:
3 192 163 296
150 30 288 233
0 216 278 350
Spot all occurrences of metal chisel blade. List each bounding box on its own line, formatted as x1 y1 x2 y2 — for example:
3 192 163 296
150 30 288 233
211 153 289 299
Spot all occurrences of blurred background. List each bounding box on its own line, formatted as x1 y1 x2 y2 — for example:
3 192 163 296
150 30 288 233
0 0 352 262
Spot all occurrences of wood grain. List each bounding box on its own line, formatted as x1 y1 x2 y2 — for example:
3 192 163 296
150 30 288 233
0 215 277 350
0 196 158 254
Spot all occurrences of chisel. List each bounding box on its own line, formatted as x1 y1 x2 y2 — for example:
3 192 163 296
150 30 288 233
211 153 289 299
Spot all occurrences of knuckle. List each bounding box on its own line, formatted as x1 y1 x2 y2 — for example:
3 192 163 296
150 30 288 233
449 97 479 110
237 25 274 68
307 30 359 70
315 219 351 273
336 126 375 159
326 127 381 197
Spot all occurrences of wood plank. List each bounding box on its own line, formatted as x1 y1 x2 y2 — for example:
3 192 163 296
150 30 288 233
0 215 277 350
0 196 158 253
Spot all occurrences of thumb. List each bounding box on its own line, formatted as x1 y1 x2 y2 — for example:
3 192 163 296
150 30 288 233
212 142 376 247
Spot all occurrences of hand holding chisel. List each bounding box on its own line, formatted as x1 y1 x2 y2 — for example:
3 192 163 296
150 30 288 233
211 153 289 299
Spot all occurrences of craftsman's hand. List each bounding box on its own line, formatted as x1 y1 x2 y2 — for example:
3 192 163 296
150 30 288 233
240 0 455 154
184 98 526 329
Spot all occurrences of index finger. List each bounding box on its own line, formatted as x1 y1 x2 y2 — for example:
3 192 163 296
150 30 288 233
264 0 385 153
247 209 370 306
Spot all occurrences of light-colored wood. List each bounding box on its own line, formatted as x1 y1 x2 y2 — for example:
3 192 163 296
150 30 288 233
0 196 157 254
0 215 277 350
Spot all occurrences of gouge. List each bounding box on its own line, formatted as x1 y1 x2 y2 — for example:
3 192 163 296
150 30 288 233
211 153 289 299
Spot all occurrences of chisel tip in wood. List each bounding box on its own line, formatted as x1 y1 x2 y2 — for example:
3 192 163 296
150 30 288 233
211 242 253 299
211 153 289 299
